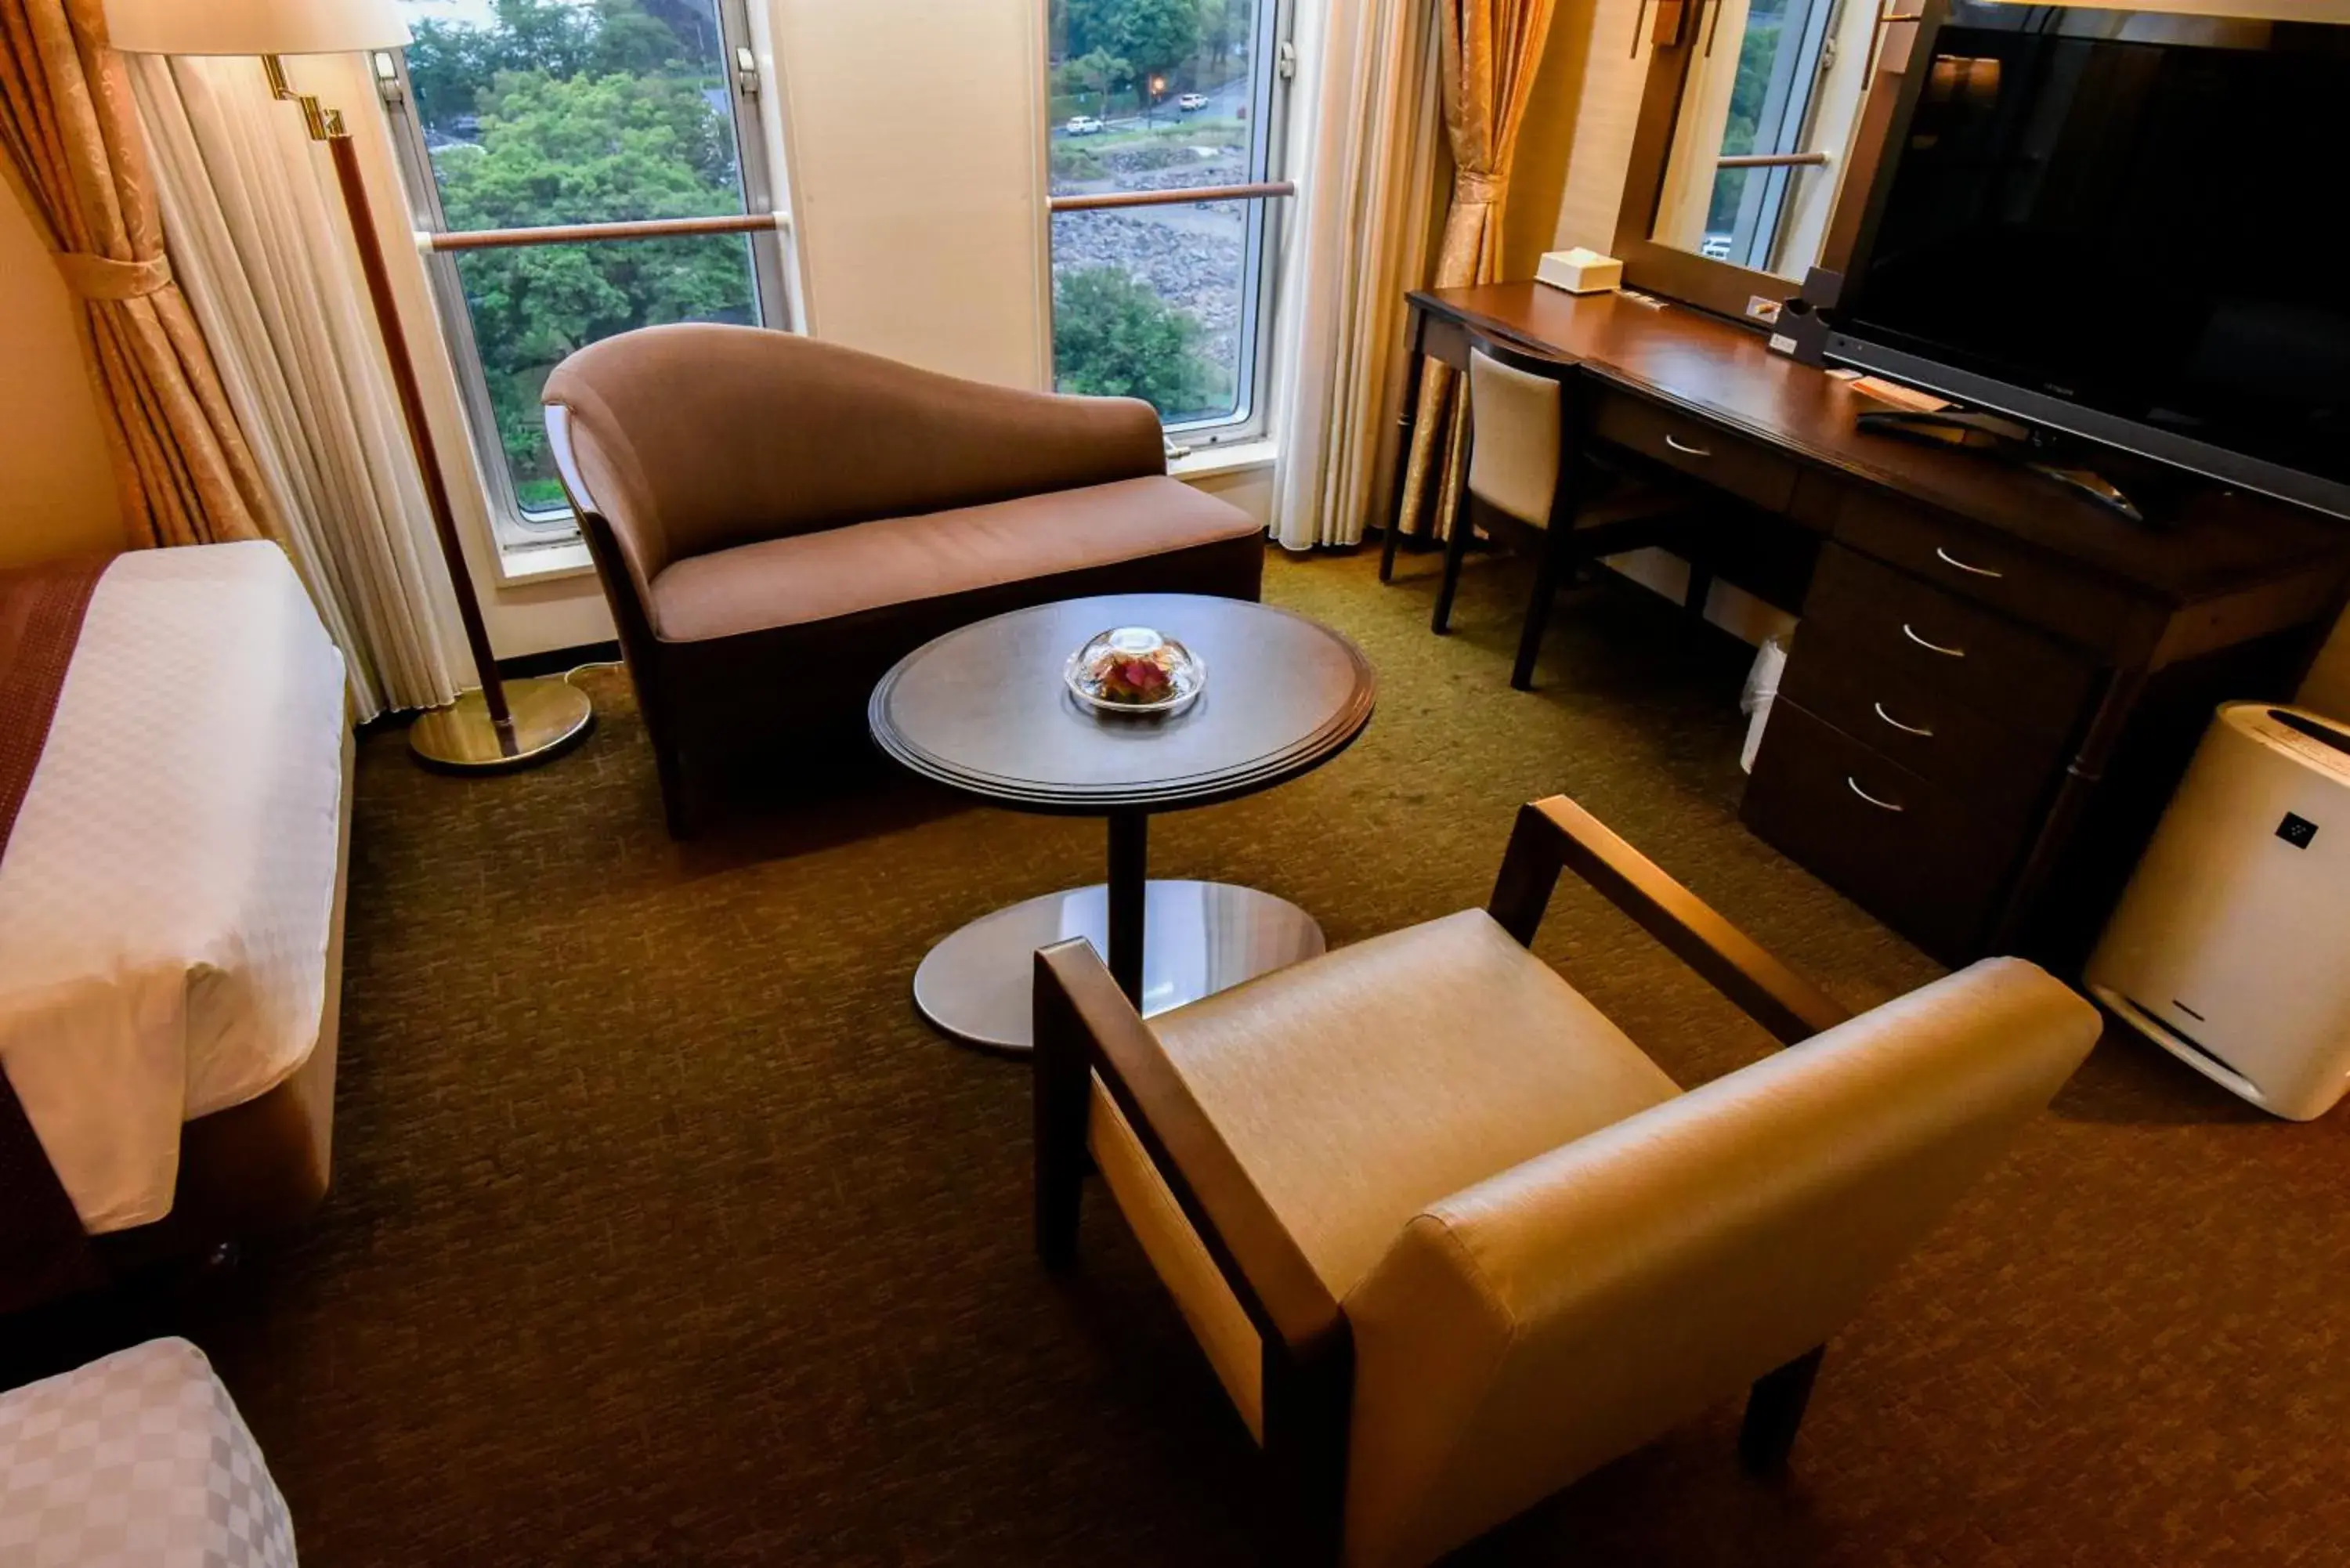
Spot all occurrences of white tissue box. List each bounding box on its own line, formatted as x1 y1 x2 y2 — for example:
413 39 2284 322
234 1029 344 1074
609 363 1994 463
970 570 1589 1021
1535 247 1623 294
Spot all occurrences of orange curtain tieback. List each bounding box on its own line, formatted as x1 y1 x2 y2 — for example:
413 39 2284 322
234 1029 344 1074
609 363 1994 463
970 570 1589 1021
1450 169 1507 208
52 251 172 301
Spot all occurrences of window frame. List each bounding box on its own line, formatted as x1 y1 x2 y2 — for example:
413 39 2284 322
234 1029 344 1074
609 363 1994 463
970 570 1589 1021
375 0 792 562
1046 0 1296 450
1718 0 1840 273
1614 0 1917 327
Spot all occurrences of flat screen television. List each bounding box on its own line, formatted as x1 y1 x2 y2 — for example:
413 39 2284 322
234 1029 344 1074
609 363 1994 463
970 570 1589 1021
1825 2 2350 518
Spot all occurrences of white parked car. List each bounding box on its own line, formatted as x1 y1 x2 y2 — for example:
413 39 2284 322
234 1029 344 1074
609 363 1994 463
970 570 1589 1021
1065 115 1104 135
1177 92 1209 112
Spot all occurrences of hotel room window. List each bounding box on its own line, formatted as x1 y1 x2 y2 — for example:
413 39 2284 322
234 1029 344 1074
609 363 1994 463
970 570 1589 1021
1701 0 1845 274
1047 0 1294 448
378 0 790 564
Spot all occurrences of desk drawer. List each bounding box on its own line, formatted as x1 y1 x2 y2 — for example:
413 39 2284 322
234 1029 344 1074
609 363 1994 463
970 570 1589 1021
1741 700 2026 963
1804 544 2096 741
1835 491 2139 652
1779 625 2064 833
1596 393 1800 514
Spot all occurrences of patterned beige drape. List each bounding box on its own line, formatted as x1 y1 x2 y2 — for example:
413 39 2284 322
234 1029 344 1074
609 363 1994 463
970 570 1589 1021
1394 0 1561 546
0 0 273 549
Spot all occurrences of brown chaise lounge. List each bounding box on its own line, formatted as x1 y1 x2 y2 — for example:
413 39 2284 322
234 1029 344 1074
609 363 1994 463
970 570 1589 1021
544 325 1266 834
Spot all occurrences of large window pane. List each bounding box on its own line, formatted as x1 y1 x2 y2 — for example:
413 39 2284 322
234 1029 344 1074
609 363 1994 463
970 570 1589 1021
451 233 760 511
1051 203 1253 426
1046 0 1277 432
1702 0 1834 270
395 0 767 526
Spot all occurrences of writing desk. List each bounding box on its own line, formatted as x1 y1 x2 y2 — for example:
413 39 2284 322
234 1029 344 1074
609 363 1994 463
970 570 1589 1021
1390 281 2350 966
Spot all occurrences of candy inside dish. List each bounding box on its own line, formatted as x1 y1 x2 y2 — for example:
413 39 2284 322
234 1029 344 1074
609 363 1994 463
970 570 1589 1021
1064 626 1206 717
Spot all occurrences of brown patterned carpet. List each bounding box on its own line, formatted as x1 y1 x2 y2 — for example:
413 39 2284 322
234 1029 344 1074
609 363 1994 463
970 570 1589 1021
9 545 2349 1566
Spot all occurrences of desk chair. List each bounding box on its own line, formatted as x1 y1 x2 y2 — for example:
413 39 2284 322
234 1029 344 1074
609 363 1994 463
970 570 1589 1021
1438 337 1703 690
1034 794 2100 1568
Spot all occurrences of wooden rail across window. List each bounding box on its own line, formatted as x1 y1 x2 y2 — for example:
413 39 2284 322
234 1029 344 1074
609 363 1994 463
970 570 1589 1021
417 211 790 254
415 188 1296 250
1715 152 1832 170
1048 180 1296 215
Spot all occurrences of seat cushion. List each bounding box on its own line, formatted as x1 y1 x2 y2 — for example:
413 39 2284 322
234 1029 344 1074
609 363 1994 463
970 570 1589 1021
646 475 1261 642
1089 910 1683 1440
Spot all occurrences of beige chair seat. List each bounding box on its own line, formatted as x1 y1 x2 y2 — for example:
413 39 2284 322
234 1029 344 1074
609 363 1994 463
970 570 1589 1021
648 475 1261 642
1088 909 1683 1436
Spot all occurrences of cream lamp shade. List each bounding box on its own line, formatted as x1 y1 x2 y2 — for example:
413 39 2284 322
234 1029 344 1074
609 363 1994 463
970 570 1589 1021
101 0 413 56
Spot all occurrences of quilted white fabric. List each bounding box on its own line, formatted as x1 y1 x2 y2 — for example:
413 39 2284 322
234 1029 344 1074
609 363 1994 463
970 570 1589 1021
0 1339 297 1568
0 543 347 1233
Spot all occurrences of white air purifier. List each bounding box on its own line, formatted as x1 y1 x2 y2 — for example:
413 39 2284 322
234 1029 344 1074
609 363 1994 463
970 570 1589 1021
2086 703 2350 1120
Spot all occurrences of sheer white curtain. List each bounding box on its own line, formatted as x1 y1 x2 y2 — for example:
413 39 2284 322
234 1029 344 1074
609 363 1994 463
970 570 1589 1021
1265 0 1445 551
128 54 467 720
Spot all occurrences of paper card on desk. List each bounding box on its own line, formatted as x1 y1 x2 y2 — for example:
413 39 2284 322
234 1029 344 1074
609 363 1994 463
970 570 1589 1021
1849 375 1951 414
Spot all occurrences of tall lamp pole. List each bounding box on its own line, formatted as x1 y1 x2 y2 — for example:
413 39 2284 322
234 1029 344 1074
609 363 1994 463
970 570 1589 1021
102 0 595 774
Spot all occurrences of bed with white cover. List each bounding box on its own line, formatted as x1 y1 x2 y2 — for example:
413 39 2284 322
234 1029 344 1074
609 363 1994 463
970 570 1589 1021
0 540 351 1247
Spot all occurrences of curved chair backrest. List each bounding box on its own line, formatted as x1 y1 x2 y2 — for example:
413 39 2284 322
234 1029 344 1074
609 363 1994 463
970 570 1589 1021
1465 341 1569 529
1336 956 2101 1568
541 323 1166 591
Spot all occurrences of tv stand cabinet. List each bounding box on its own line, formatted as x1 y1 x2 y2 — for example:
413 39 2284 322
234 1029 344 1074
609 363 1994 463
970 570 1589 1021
1391 282 2350 968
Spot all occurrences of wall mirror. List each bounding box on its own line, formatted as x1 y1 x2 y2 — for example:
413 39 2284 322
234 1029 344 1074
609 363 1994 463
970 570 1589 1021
1614 0 1922 323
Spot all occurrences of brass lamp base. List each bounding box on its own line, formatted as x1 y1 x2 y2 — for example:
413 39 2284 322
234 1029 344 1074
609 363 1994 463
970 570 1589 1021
410 677 595 773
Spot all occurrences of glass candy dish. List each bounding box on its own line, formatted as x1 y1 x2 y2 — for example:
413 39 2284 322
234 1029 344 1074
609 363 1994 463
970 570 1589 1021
1064 626 1206 717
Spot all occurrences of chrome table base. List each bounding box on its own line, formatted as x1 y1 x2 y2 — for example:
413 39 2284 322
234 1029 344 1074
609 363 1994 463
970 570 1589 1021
912 879 1325 1056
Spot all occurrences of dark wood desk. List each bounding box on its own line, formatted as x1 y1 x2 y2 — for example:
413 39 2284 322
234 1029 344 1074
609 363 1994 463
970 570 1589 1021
1391 282 2350 966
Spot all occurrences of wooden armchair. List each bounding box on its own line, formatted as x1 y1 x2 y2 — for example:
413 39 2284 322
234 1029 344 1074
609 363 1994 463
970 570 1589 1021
1034 796 2100 1568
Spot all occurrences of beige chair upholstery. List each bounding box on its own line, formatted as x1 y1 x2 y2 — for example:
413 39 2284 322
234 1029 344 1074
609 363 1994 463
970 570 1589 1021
1036 797 2102 1568
1087 910 1682 1438
1467 346 1564 529
544 324 1264 834
1340 955 2091 1567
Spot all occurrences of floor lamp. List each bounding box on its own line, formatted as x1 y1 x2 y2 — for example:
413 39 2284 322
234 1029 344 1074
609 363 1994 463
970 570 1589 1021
101 0 595 773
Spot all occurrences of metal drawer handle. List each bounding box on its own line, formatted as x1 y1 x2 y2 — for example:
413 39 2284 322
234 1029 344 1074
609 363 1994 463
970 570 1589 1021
1934 545 2005 579
1874 701 1935 739
1901 623 1966 658
1664 433 1714 459
1849 777 1907 813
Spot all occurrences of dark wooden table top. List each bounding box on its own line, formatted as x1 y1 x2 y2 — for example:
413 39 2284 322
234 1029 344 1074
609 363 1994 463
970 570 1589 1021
1412 282 2349 606
869 594 1377 815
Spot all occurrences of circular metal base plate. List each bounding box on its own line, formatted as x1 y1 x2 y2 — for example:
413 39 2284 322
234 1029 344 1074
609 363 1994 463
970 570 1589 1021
913 880 1325 1057
410 677 595 773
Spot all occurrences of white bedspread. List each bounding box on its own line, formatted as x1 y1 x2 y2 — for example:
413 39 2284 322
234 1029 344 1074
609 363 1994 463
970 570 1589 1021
0 542 346 1234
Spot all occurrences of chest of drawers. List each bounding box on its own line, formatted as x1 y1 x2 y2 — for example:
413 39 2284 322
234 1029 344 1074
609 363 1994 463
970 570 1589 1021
1744 533 2102 962
1741 489 2343 965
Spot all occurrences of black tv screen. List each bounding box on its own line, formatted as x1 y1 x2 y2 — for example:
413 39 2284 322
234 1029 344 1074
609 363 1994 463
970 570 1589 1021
1831 5 2350 515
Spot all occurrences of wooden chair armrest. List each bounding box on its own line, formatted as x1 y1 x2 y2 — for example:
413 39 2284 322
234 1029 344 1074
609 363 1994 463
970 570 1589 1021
1487 796 1850 1045
1033 939 1345 1357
